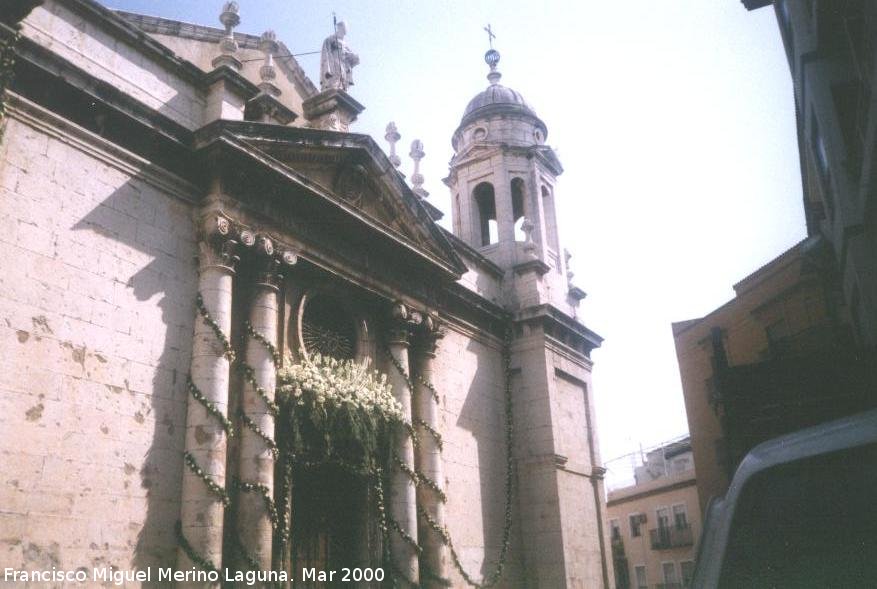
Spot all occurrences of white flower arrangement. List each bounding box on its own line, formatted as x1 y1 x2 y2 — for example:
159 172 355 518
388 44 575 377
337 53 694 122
277 353 402 423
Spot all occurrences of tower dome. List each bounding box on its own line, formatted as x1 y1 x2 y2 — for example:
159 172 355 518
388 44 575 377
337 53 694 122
462 84 537 122
452 48 547 152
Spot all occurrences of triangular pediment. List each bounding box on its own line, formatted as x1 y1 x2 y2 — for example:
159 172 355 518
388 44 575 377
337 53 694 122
217 123 465 276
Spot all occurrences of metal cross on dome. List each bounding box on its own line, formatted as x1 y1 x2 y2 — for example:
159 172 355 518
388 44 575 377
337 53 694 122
484 23 496 49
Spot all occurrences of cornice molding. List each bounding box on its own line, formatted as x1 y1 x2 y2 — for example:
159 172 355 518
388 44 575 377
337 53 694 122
6 92 199 203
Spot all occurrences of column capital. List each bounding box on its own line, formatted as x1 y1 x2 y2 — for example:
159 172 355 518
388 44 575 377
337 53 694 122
197 213 252 273
387 301 424 347
251 236 298 290
415 314 445 358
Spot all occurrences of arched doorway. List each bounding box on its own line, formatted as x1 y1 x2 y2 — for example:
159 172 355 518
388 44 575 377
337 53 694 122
282 291 385 587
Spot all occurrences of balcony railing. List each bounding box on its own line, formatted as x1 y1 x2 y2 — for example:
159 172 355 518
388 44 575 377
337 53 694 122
649 524 694 549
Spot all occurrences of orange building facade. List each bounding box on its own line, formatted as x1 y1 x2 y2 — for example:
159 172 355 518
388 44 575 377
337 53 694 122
672 237 872 515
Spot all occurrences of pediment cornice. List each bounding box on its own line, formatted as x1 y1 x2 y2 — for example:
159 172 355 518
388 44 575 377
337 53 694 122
194 122 466 280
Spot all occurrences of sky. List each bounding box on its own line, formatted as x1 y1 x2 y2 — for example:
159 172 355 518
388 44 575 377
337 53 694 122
109 0 805 469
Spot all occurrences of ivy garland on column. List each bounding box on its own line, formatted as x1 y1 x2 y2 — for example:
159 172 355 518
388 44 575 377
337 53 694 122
383 324 517 589
176 295 237 572
179 295 286 575
232 318 283 571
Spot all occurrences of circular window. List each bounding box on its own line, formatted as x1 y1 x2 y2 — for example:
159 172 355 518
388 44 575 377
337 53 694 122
534 129 544 144
298 293 357 360
473 127 488 142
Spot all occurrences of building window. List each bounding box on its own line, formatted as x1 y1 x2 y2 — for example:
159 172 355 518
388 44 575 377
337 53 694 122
610 518 622 541
662 562 679 585
672 504 689 529
629 513 645 537
681 560 695 588
634 565 647 589
656 507 671 531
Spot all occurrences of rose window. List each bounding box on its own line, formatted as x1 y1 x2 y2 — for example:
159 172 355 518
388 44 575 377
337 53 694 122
299 294 357 360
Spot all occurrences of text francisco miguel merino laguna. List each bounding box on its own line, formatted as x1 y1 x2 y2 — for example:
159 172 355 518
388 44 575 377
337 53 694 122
4 566 385 584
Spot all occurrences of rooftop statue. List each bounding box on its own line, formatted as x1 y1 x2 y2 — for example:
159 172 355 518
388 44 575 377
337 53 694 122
320 20 359 92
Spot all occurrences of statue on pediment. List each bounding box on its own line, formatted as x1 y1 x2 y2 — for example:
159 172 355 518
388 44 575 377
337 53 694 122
320 20 359 92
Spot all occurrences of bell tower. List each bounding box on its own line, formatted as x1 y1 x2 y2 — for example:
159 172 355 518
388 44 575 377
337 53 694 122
443 33 611 587
445 42 579 313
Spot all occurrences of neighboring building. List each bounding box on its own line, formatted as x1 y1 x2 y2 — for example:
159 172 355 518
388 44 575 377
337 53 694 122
0 1 613 587
744 0 877 348
633 438 694 486
675 0 877 519
607 438 699 589
673 237 875 515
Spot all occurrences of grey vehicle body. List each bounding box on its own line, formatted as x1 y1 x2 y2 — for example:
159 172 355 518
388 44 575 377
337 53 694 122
691 407 877 588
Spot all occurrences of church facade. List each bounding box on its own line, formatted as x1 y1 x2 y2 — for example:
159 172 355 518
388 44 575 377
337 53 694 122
0 1 612 587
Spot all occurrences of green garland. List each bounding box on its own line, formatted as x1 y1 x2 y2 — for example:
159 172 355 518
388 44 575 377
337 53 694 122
234 478 279 530
384 324 517 588
183 294 284 575
234 317 282 574
183 451 230 507
276 458 293 548
384 347 443 448
175 521 221 575
196 293 236 362
238 363 280 416
229 533 262 573
187 377 234 438
415 371 442 405
392 452 447 504
238 409 279 458
245 320 281 366
419 420 444 451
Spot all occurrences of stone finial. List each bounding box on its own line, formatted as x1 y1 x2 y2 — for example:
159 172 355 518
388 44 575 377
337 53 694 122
213 1 242 70
258 30 281 96
522 218 536 258
410 139 428 199
385 122 402 168
485 48 501 86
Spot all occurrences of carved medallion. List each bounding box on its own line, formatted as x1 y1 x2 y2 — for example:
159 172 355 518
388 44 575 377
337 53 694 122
334 163 368 208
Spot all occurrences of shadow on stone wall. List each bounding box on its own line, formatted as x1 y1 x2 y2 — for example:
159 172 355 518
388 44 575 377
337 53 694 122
72 175 197 583
455 338 520 583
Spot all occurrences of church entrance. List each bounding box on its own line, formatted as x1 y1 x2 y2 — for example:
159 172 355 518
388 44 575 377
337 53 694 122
289 463 382 587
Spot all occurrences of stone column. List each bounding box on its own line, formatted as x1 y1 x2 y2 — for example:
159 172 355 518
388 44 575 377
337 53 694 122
236 237 285 571
413 317 448 587
386 302 420 584
179 215 247 579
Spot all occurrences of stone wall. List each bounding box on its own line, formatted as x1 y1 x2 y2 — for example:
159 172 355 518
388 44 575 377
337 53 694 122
21 0 206 130
432 325 524 587
0 103 198 573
